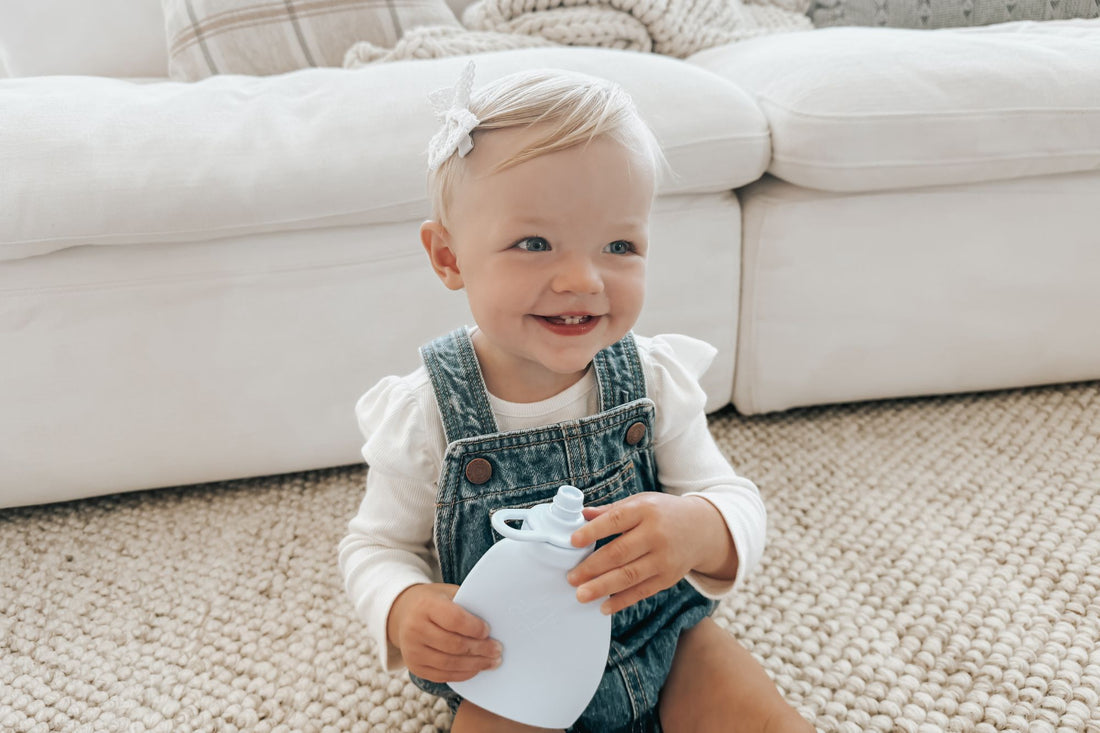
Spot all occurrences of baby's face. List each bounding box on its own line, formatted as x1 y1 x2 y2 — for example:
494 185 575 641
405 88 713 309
439 126 655 401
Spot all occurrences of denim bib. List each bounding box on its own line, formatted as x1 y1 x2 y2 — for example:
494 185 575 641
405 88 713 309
413 328 716 732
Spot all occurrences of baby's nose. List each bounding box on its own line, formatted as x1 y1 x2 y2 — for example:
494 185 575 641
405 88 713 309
552 255 603 294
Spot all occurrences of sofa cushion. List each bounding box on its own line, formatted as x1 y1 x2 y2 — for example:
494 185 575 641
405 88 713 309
0 0 168 78
809 0 1098 29
733 171 1100 413
164 0 462 81
0 48 769 262
689 20 1100 192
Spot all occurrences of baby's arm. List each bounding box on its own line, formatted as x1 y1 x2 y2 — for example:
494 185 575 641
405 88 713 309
652 408 768 595
567 410 766 614
339 465 502 678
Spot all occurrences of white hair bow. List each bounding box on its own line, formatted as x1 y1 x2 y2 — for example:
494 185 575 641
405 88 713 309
427 61 479 171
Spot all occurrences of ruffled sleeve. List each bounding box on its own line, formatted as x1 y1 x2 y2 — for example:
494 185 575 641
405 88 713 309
636 333 718 444
355 373 440 486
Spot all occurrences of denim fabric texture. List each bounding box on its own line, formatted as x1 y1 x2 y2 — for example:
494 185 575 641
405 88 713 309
412 328 716 731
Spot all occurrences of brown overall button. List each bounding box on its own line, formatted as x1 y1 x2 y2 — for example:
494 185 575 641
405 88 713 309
625 422 647 446
465 457 492 484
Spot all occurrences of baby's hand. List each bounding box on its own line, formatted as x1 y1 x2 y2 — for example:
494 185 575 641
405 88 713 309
388 583 503 683
566 493 726 615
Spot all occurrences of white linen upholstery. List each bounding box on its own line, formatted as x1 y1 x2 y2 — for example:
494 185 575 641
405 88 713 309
689 20 1100 192
0 48 768 262
733 172 1100 414
0 0 168 77
0 193 740 507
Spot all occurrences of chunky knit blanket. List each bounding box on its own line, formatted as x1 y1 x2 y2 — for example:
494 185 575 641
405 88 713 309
345 0 813 65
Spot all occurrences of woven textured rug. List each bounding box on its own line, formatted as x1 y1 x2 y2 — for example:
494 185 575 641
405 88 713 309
2 381 1098 732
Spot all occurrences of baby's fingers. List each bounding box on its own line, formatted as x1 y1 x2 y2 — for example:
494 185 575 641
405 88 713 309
575 555 660 606
428 597 490 640
413 647 499 683
572 499 641 547
411 625 502 683
600 575 669 615
424 623 502 661
568 530 648 588
422 640 501 671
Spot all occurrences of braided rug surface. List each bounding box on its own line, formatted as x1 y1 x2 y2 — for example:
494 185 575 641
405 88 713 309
2 381 1098 732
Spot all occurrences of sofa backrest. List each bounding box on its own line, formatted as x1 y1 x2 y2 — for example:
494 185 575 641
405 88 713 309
0 0 169 78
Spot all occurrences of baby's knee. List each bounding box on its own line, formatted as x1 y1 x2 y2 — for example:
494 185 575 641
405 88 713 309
660 619 807 732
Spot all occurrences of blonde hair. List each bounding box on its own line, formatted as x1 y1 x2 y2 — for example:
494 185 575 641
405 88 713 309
428 69 665 226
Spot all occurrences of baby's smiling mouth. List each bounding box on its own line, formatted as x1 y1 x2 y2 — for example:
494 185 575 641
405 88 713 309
533 313 602 335
543 315 593 325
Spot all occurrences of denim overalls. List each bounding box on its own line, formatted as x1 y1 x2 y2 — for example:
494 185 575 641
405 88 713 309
411 328 716 732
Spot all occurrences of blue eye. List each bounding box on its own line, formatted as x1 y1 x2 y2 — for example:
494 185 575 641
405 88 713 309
605 240 635 255
515 237 551 252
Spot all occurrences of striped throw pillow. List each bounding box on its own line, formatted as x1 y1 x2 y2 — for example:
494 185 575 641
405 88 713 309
164 0 461 80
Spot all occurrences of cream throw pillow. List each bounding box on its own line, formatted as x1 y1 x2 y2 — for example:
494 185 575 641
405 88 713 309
163 0 461 81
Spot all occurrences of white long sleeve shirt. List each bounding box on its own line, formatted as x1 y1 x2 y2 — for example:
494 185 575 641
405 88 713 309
338 332 767 672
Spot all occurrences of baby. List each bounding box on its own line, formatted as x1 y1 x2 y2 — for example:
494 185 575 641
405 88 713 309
339 62 811 733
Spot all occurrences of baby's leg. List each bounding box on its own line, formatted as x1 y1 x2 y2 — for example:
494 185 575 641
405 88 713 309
451 700 564 733
659 618 814 733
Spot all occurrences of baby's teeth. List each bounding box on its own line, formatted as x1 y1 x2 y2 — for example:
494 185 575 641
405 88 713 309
557 315 588 324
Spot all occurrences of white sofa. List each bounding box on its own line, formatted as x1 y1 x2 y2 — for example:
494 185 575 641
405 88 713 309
2 6 1098 508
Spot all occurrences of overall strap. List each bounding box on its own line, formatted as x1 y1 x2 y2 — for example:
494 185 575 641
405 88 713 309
420 328 499 443
421 328 647 443
592 332 647 411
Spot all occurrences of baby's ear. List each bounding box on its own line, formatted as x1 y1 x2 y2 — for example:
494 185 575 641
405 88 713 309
420 220 464 290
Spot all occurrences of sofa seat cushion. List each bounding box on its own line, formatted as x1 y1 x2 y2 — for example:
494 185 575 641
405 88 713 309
689 20 1100 192
733 171 1100 414
0 47 768 262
